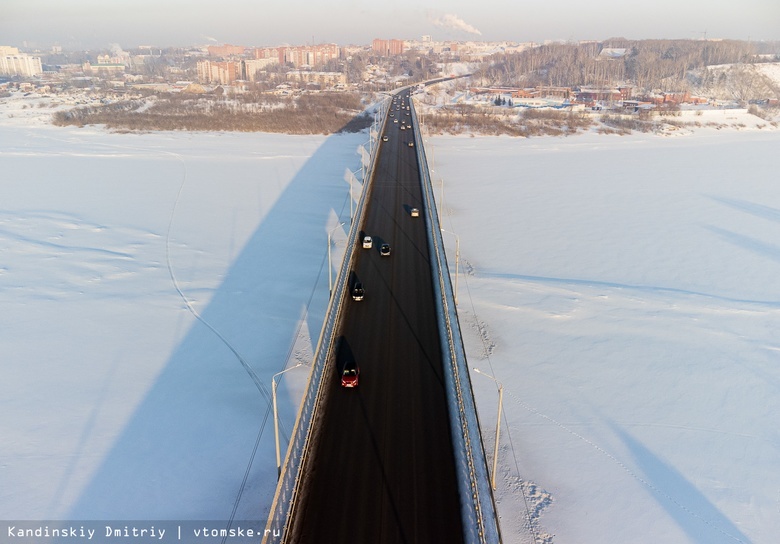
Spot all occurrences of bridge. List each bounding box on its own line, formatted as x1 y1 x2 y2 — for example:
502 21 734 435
264 88 501 544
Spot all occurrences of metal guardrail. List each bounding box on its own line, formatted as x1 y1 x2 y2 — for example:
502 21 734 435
262 98 389 543
410 97 502 543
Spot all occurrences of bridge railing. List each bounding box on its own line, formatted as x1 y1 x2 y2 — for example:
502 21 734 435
410 96 502 544
262 97 390 543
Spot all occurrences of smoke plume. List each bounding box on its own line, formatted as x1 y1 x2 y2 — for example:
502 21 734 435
431 13 482 36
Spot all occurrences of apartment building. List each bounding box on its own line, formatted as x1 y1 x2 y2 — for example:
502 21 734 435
204 43 342 69
196 60 239 85
254 47 284 61
198 43 341 83
372 39 405 56
0 46 43 77
207 44 247 58
282 44 340 67
243 58 279 81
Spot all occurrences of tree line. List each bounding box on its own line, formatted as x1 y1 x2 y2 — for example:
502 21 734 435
473 39 779 94
419 105 594 137
52 92 373 134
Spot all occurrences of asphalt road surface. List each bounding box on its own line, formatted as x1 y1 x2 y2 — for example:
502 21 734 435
286 92 464 544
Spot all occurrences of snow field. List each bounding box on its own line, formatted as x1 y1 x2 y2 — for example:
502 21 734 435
431 125 780 543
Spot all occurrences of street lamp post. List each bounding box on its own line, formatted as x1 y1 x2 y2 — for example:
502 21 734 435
272 363 305 479
348 167 361 224
428 134 435 170
328 222 346 296
438 176 444 225
473 368 503 490
440 228 460 305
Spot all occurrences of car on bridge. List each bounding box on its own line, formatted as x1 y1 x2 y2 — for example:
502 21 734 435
351 282 364 301
410 208 420 217
362 236 373 249
380 243 391 256
341 360 359 387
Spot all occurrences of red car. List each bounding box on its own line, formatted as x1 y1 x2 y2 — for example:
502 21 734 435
341 360 359 387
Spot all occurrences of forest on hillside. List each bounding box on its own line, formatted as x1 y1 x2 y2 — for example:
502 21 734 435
472 39 780 101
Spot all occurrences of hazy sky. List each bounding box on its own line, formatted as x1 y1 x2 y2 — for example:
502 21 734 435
4 0 779 50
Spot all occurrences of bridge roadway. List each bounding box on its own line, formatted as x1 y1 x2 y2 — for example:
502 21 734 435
286 91 464 543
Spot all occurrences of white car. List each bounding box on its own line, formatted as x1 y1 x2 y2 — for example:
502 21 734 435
362 236 373 249
410 208 420 217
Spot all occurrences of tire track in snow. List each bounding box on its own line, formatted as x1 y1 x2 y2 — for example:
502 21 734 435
49 135 280 530
163 152 271 400
158 149 279 536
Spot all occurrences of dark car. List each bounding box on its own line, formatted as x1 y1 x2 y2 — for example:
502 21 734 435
341 360 359 387
351 282 364 301
380 243 391 256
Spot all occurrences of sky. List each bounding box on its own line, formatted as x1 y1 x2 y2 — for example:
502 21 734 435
3 0 780 51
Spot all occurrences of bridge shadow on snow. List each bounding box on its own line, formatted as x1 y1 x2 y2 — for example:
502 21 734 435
612 425 752 544
65 131 365 521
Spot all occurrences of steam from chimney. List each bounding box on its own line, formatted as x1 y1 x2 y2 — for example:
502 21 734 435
430 13 482 36
109 43 126 56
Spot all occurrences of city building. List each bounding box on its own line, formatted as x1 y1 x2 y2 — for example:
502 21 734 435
242 58 279 81
82 61 126 75
198 44 340 83
372 39 405 56
254 44 340 68
196 60 239 84
82 54 127 76
0 46 43 77
207 44 247 58
286 70 347 88
254 47 284 61
283 44 340 68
